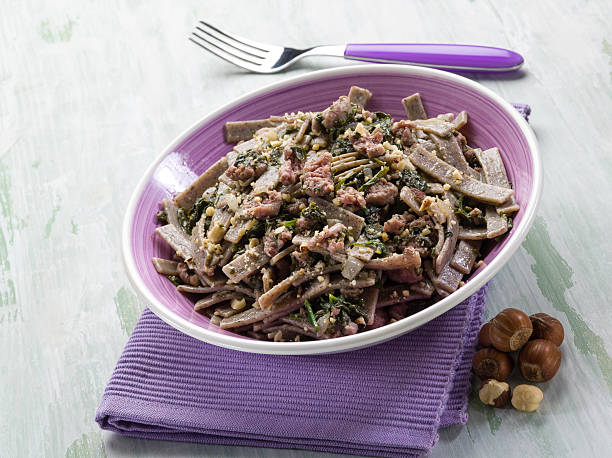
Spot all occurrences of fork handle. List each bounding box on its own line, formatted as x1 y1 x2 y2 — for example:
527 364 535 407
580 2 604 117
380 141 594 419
344 43 523 73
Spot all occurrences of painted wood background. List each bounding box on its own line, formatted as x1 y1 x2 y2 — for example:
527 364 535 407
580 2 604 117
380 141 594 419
1 0 611 456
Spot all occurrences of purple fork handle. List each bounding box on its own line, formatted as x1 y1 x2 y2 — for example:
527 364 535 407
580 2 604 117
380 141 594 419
344 43 524 73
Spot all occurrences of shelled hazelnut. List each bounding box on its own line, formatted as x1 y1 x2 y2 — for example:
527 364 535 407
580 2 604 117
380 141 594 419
511 384 543 412
479 379 511 407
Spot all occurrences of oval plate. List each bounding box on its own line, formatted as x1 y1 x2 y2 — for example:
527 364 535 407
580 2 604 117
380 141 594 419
122 65 542 355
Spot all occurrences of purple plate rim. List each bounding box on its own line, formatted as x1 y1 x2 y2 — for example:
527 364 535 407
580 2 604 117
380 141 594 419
121 64 542 355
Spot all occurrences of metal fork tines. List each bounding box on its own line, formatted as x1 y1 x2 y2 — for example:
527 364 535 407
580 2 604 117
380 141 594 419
189 21 344 73
190 21 280 72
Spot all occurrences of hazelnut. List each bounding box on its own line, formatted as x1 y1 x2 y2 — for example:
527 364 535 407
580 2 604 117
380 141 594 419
489 308 533 352
511 384 543 412
530 313 564 346
477 322 493 347
518 339 562 382
479 379 511 407
472 348 514 381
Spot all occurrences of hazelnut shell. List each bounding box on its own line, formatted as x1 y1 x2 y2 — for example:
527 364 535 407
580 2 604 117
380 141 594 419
518 339 562 382
478 322 493 348
472 348 514 381
530 313 564 346
489 308 533 352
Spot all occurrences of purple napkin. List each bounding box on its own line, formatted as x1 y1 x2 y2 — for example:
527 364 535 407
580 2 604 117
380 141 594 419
96 288 485 457
97 104 530 457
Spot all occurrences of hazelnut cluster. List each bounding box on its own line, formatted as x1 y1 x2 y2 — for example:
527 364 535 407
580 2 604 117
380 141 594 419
472 309 564 412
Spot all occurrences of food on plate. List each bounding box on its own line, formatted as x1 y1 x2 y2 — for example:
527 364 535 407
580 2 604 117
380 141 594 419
153 87 518 341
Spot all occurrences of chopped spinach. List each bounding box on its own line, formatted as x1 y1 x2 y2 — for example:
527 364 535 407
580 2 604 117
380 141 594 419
315 293 367 329
502 214 514 230
172 196 216 235
280 127 298 137
156 210 168 225
361 206 382 225
330 137 355 156
304 300 319 330
245 220 266 239
234 146 281 167
408 226 435 248
233 148 260 167
291 146 306 161
454 195 485 227
283 219 297 228
398 169 427 192
166 275 181 286
265 217 280 233
369 112 393 142
328 104 361 141
268 147 282 166
300 201 327 225
363 223 383 240
176 208 190 233
343 169 367 190
187 197 212 231
351 239 389 255
358 166 389 192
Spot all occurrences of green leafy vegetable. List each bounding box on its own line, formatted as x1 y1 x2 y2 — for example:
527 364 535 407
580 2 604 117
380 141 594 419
369 112 393 142
398 169 427 192
502 214 514 230
351 239 389 255
156 210 168 225
268 147 282 166
407 226 435 248
291 146 306 161
233 148 259 167
300 201 327 225
176 208 190 233
173 196 217 235
245 220 266 240
283 219 297 228
280 127 298 137
317 293 367 326
363 223 383 240
358 166 389 192
361 207 382 225
469 153 481 169
328 104 361 141
454 195 485 227
166 275 181 286
330 137 355 156
187 197 212 231
304 300 319 331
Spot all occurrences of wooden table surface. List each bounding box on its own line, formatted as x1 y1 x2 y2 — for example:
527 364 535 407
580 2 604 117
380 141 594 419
2 0 611 456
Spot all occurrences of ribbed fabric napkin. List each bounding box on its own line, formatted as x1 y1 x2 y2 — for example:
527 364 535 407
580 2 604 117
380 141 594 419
97 104 530 457
96 287 485 457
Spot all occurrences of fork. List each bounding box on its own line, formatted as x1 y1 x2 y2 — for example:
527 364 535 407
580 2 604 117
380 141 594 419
190 21 524 74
